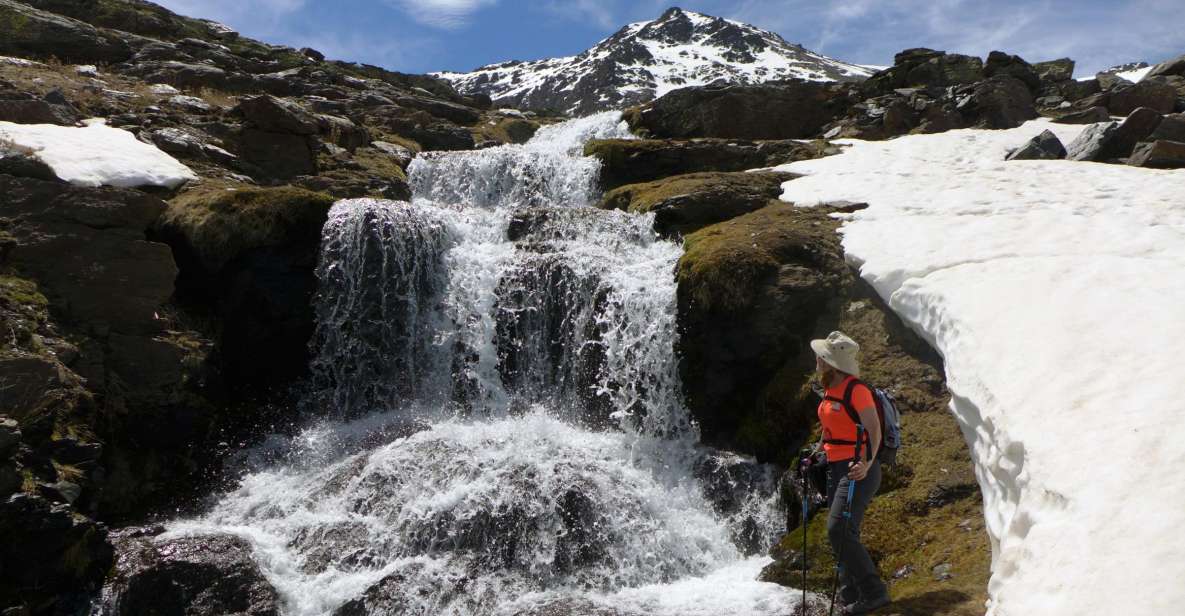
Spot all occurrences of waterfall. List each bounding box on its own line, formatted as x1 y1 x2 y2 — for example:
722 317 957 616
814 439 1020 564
155 112 796 616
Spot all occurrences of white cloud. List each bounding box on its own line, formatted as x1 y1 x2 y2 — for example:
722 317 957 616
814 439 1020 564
389 0 498 29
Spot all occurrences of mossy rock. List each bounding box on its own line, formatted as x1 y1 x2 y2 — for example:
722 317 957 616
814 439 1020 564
585 137 833 189
473 116 541 145
676 203 848 461
156 181 334 274
599 171 796 236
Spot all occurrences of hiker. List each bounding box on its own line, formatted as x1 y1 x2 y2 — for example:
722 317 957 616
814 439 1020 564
812 331 891 615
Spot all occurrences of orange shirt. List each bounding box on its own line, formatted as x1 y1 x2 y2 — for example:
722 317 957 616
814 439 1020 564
818 375 874 462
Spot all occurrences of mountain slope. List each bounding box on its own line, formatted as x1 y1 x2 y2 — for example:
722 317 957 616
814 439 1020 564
437 7 874 115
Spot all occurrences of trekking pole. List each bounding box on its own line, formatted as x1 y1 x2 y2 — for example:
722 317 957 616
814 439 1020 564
800 455 811 615
829 425 865 616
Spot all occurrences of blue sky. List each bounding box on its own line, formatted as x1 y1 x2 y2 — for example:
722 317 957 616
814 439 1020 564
154 0 1184 77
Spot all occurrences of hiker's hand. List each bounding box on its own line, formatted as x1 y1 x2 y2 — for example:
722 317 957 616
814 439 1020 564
848 459 870 481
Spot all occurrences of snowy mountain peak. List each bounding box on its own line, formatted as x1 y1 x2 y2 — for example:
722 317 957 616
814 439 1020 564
436 7 873 116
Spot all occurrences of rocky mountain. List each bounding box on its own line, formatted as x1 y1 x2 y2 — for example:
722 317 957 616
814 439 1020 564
437 7 874 115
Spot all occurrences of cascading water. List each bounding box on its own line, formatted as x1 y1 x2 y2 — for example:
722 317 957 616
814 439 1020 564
152 112 801 616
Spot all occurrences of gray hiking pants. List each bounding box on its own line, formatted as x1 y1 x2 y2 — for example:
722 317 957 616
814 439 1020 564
827 459 887 602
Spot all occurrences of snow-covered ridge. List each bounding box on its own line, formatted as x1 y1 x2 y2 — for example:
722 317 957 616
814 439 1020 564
776 120 1185 615
436 7 872 115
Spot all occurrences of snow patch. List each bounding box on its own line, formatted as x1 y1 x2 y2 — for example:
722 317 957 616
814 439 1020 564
0 119 197 189
776 119 1185 615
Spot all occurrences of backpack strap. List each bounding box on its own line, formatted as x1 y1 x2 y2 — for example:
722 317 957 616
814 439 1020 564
822 378 874 451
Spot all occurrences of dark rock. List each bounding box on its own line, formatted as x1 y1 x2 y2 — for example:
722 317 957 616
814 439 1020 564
598 171 795 236
382 115 475 151
1108 80 1177 115
39 479 81 504
1065 121 1120 161
1033 58 1075 82
0 153 61 181
109 532 280 616
1108 107 1165 157
984 51 1041 91
1006 129 1066 160
956 75 1037 129
316 114 369 151
0 99 78 125
625 81 852 139
925 479 978 509
0 176 174 335
1053 105 1111 124
300 46 325 62
0 418 19 459
1096 71 1131 91
0 0 133 64
1147 53 1185 79
371 140 416 168
676 205 848 461
236 95 320 135
237 128 319 178
1057 77 1101 102
1128 139 1185 168
585 138 829 188
0 463 19 497
1150 113 1185 142
1146 75 1185 111
130 60 233 90
862 48 983 96
0 493 114 613
392 94 482 125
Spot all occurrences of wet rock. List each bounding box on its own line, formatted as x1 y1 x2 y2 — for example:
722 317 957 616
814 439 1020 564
983 51 1041 92
1033 58 1075 82
0 493 113 613
1053 105 1110 124
1108 79 1177 115
506 599 644 616
1006 129 1066 160
585 138 829 188
0 0 134 64
109 531 280 616
1128 139 1185 169
625 81 853 140
598 171 796 236
1065 121 1120 162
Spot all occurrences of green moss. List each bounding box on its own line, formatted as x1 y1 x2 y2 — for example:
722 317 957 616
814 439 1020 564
160 182 334 272
352 148 409 182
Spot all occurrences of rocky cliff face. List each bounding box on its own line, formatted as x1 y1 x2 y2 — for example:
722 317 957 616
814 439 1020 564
437 7 873 115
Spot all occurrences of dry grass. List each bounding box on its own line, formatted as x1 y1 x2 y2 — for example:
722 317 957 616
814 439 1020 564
195 87 238 108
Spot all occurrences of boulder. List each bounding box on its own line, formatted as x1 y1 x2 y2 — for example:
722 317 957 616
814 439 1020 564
1108 80 1177 115
1146 53 1185 79
0 152 60 181
624 81 852 140
370 140 417 168
1033 58 1075 82
392 94 482 125
598 171 796 236
676 204 849 460
1107 107 1165 158
0 0 133 63
1057 77 1102 102
0 176 174 335
1053 106 1110 124
1150 113 1185 142
1005 129 1066 160
584 138 830 188
956 75 1038 129
1065 121 1120 162
861 48 983 96
0 494 113 614
317 114 370 151
236 95 320 135
984 51 1041 91
237 128 319 179
153 182 334 392
109 530 280 616
0 97 78 125
1128 139 1185 169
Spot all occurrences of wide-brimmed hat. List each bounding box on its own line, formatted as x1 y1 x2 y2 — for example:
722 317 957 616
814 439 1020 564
811 331 860 377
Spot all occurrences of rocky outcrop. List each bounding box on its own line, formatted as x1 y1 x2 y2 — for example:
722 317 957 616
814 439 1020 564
1107 79 1178 115
0 0 135 64
624 81 853 140
598 171 796 236
153 182 335 393
860 48 983 95
1067 108 1165 162
1128 139 1185 168
1147 53 1185 80
109 529 281 616
675 204 849 461
585 137 832 188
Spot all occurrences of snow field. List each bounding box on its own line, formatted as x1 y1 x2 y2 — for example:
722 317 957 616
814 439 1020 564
0 119 196 189
776 119 1185 615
